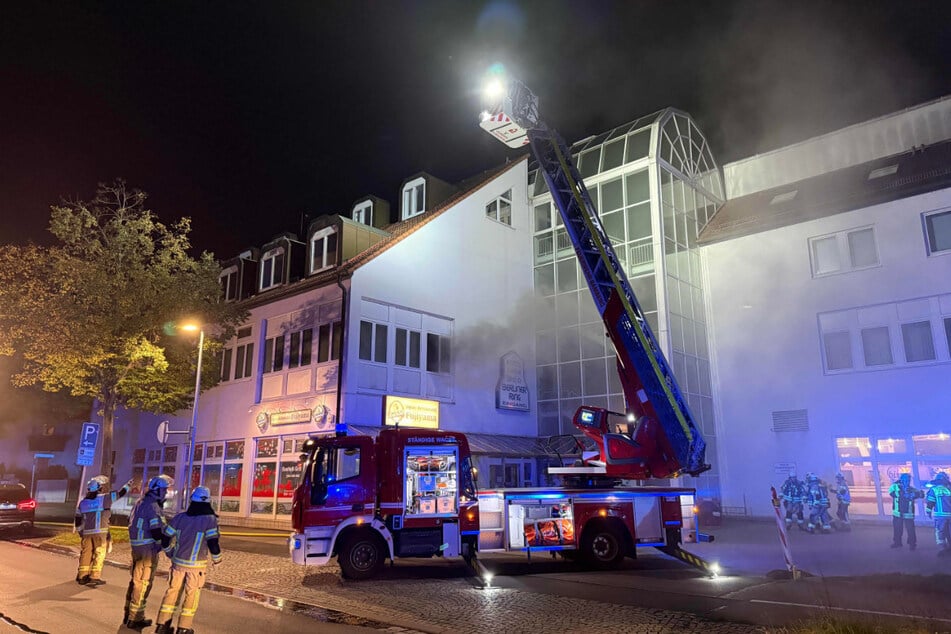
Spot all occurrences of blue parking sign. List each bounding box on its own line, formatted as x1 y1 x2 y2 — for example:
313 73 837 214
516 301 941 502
76 422 100 467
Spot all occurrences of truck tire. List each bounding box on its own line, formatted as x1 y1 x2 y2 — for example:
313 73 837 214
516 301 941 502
581 525 625 569
338 532 385 580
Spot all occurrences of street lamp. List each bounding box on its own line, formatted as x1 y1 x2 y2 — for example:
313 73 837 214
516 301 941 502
180 322 204 509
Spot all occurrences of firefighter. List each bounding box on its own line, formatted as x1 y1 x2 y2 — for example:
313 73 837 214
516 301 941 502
804 473 832 533
780 470 805 530
925 472 951 557
832 472 851 531
74 474 132 586
889 473 924 549
123 474 173 630
155 486 222 634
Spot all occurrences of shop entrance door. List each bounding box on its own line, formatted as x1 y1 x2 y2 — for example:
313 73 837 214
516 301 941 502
486 458 534 488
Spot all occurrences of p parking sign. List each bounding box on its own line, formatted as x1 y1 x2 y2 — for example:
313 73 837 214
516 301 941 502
76 422 100 467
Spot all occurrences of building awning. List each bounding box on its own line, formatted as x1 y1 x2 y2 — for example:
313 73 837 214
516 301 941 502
344 425 579 458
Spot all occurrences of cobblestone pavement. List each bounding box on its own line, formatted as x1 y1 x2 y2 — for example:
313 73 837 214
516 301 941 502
40 539 762 633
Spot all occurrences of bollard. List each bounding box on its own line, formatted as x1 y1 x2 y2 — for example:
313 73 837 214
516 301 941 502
770 486 801 580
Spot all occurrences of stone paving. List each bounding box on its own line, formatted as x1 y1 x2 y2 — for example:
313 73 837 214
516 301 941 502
40 538 762 633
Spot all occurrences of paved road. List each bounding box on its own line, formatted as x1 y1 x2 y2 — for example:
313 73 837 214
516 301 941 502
0 540 381 634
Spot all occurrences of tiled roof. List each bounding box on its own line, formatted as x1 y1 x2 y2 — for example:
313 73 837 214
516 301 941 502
699 139 951 245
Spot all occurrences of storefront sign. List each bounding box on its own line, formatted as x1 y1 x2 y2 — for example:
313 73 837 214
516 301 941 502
270 408 312 426
496 351 530 411
384 395 439 429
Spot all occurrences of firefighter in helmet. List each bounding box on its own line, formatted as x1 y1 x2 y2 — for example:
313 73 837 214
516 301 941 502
155 486 222 634
123 474 173 630
925 471 951 557
832 472 852 531
804 473 832 533
74 474 132 586
780 470 805 530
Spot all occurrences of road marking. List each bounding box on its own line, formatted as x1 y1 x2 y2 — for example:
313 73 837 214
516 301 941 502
749 599 951 623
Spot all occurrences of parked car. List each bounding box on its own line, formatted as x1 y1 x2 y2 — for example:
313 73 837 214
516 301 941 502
0 483 36 534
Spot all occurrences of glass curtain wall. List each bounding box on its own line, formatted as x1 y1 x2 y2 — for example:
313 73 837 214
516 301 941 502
531 109 724 503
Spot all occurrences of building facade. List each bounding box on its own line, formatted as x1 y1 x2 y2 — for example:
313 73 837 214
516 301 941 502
702 96 951 519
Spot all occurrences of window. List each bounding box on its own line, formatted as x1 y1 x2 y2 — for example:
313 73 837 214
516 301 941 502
902 321 936 362
924 210 951 255
426 333 451 373
485 188 513 226
809 226 879 277
861 326 893 366
317 321 342 363
288 328 313 368
359 320 387 362
234 342 254 379
310 228 338 273
353 201 373 226
402 178 425 219
220 267 238 302
868 164 898 180
395 328 421 368
823 331 853 371
263 335 285 373
220 348 233 381
534 203 552 233
260 248 285 290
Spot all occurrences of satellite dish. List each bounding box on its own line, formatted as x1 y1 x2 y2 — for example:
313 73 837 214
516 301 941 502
157 420 170 445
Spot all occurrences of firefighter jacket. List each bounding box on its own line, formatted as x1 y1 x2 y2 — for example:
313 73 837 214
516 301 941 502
889 481 923 518
75 485 130 536
835 483 851 505
926 485 951 518
805 481 830 510
780 477 804 503
162 503 222 569
128 492 166 553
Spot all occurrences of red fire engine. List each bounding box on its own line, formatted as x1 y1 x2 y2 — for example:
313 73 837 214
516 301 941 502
289 72 717 579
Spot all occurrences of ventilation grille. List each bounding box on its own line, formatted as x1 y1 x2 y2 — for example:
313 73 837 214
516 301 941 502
771 409 809 432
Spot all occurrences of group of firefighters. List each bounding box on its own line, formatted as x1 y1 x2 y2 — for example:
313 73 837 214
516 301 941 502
780 469 951 555
73 474 222 633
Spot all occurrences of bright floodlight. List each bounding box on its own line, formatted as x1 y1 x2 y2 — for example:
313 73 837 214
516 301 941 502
484 78 505 101
180 322 200 333
627 412 636 422
710 562 721 577
484 572 493 587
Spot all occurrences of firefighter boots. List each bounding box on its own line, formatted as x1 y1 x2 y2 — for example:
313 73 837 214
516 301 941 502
124 617 153 630
175 628 195 634
76 575 90 585
154 622 174 634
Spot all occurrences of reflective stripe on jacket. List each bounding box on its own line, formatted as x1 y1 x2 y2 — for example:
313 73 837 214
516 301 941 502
889 482 922 518
76 490 121 534
926 485 951 518
164 512 221 568
128 495 165 548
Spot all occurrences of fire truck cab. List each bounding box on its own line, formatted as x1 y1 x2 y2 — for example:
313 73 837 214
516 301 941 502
290 427 480 579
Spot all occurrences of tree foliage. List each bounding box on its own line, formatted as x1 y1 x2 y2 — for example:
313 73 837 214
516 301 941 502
0 181 247 478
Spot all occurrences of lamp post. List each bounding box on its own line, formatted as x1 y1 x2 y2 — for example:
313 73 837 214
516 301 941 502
180 323 204 509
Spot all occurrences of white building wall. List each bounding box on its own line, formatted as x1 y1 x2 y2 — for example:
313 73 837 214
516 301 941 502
345 160 537 436
704 188 951 517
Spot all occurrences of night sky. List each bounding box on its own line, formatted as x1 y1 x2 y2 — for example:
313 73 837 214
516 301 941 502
3 0 951 259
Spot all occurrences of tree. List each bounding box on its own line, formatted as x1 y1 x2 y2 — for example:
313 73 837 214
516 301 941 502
0 181 247 481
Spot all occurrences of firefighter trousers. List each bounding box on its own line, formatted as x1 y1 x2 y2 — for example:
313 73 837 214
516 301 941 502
124 550 158 621
157 564 206 630
77 534 107 580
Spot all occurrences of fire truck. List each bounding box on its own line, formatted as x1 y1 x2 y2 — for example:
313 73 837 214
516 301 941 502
289 72 716 580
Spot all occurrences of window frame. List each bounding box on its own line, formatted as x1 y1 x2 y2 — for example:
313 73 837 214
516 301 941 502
808 225 880 278
220 266 239 302
426 332 451 374
401 177 426 220
485 188 514 226
353 201 373 226
923 208 951 257
310 227 338 273
260 247 285 291
359 320 388 363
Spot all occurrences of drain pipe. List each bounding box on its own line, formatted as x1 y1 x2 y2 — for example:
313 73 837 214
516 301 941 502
335 271 349 427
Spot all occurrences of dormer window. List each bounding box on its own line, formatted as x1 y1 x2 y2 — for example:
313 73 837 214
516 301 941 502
402 177 426 220
260 247 285 291
219 266 238 302
310 227 338 273
353 201 373 226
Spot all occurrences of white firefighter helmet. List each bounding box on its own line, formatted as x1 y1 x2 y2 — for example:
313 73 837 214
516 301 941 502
190 485 212 503
147 474 174 495
87 475 109 493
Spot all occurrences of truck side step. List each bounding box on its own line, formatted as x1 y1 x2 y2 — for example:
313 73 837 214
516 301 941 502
656 543 720 577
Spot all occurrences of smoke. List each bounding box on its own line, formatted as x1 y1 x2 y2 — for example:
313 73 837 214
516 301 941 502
696 0 947 163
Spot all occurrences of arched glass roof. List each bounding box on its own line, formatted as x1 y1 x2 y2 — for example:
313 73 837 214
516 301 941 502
656 110 724 202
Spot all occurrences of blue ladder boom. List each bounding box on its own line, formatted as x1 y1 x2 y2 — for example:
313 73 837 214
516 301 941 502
528 124 708 477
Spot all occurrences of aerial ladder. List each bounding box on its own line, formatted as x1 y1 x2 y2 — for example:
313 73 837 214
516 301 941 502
479 73 710 484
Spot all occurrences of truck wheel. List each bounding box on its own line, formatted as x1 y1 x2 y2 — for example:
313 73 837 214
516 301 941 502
582 526 624 569
338 533 385 580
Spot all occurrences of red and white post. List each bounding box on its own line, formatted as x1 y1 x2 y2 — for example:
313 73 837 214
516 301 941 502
770 486 801 580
